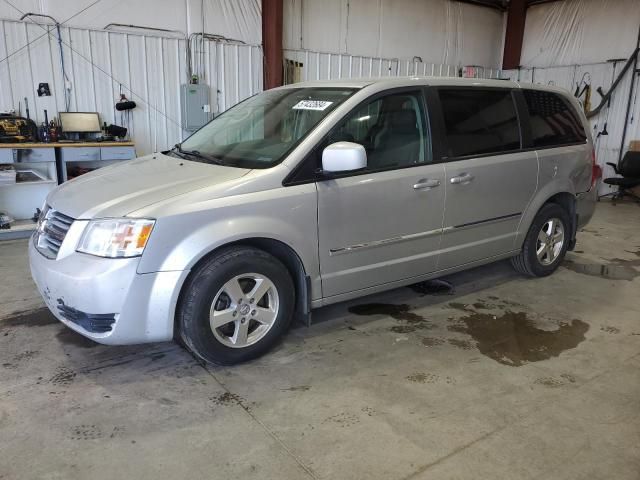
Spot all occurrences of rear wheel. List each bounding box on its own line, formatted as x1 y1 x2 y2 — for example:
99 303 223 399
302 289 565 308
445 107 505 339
511 203 571 277
177 246 295 365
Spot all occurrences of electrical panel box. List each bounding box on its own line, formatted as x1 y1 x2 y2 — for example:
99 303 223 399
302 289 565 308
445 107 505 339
180 84 211 131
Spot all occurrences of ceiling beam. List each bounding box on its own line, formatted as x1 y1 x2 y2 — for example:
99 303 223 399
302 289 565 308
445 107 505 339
262 0 283 89
527 0 565 6
454 0 507 12
502 0 527 69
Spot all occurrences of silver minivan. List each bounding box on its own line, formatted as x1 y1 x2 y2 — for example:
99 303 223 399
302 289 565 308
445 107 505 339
29 77 599 364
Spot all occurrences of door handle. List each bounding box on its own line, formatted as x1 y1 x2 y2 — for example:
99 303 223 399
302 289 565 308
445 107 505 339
413 178 441 190
450 173 474 185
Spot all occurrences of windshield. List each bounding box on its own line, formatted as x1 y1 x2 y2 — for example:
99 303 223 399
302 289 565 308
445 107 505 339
177 87 356 168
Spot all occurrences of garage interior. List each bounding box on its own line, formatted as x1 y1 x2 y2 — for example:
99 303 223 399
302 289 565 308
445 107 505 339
1 0 640 479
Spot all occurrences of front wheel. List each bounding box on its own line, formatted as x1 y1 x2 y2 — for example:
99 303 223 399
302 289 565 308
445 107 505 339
177 246 295 365
511 203 571 277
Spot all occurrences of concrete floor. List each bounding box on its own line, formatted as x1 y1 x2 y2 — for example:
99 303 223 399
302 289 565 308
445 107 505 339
1 201 639 480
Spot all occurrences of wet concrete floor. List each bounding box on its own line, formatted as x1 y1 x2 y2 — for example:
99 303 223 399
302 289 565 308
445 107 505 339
1 201 640 480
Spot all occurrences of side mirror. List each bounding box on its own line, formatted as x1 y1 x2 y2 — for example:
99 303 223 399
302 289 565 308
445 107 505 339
322 142 367 173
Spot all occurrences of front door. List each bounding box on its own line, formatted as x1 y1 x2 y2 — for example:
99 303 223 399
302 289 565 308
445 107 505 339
434 88 538 270
316 89 446 298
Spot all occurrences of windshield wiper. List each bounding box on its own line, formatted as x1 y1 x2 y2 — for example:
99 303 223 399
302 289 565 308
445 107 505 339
172 143 222 165
170 143 189 159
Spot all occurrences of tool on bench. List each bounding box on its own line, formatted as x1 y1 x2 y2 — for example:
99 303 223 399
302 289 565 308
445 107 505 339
38 110 50 143
0 114 37 143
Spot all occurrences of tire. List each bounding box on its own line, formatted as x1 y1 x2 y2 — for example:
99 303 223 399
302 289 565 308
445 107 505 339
511 203 571 277
177 246 295 365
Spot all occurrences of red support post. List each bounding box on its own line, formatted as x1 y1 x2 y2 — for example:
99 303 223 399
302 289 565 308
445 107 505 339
262 0 283 89
502 0 527 70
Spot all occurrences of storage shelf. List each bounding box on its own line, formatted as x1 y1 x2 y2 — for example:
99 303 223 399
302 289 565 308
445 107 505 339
0 180 56 187
0 219 37 240
9 219 37 230
0 143 135 222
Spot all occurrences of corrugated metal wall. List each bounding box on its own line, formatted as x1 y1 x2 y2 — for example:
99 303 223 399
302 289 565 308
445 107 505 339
0 19 263 156
283 48 503 83
283 0 505 69
503 63 640 195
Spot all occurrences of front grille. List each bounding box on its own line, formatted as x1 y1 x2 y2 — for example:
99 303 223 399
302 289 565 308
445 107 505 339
57 299 116 333
34 206 75 259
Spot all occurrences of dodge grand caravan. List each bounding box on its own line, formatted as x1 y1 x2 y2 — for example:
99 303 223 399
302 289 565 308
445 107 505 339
29 77 599 365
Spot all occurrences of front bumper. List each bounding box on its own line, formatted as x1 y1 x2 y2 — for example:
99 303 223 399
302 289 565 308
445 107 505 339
28 237 188 345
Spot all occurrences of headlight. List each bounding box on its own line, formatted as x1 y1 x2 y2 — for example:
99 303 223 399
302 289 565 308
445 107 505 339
77 218 155 258
36 203 49 231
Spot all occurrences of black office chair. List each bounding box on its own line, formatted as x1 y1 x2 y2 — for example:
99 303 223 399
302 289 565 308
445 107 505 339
602 151 640 204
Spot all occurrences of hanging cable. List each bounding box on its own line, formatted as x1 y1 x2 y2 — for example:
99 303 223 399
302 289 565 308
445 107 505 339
630 68 639 125
55 22 71 111
186 32 248 83
17 12 74 111
0 0 102 65
4 0 182 129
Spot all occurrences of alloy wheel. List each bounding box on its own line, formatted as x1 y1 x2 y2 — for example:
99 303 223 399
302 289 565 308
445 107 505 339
209 273 279 348
536 218 565 266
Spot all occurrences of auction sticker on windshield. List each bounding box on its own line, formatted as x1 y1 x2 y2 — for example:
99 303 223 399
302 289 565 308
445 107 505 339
293 100 334 111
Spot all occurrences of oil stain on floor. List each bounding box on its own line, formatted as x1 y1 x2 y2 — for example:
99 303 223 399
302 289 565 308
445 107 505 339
55 328 99 349
347 298 589 365
408 279 454 296
610 250 640 268
1 307 99 348
0 307 57 330
448 309 589 367
347 303 434 333
562 260 639 281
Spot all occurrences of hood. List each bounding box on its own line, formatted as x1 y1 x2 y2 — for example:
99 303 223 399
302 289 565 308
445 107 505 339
47 153 250 219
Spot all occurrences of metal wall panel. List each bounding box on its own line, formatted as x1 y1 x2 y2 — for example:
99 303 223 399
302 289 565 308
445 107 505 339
283 48 503 83
0 19 263 156
283 0 504 68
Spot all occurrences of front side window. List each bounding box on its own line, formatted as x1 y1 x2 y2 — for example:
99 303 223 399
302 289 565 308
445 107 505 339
438 88 521 158
178 87 355 168
326 90 429 170
523 90 586 148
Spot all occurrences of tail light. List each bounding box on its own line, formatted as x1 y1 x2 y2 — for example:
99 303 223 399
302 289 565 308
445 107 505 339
591 148 602 188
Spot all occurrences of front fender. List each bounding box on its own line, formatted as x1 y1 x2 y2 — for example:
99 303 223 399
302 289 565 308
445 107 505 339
135 184 320 295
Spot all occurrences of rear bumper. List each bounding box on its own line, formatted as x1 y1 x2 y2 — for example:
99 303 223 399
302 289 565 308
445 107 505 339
576 186 597 230
28 237 188 345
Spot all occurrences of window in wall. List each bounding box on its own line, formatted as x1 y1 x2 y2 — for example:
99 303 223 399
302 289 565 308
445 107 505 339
326 90 430 170
284 59 304 85
523 90 586 147
438 88 521 158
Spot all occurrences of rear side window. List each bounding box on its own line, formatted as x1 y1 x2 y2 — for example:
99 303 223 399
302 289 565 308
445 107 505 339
523 90 586 147
438 89 521 158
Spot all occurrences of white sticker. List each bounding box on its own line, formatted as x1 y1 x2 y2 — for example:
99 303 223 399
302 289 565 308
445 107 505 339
293 100 333 111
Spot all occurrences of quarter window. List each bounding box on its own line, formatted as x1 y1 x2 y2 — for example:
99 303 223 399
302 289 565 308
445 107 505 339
523 90 586 147
438 89 521 158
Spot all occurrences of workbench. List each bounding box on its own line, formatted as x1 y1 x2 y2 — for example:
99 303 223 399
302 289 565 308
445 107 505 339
55 142 136 182
0 141 136 239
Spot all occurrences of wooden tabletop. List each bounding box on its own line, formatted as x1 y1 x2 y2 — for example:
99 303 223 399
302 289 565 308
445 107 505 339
0 142 135 148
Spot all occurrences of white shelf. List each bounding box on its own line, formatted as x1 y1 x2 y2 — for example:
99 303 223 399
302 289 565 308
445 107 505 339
9 219 37 231
0 219 37 240
0 180 56 187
